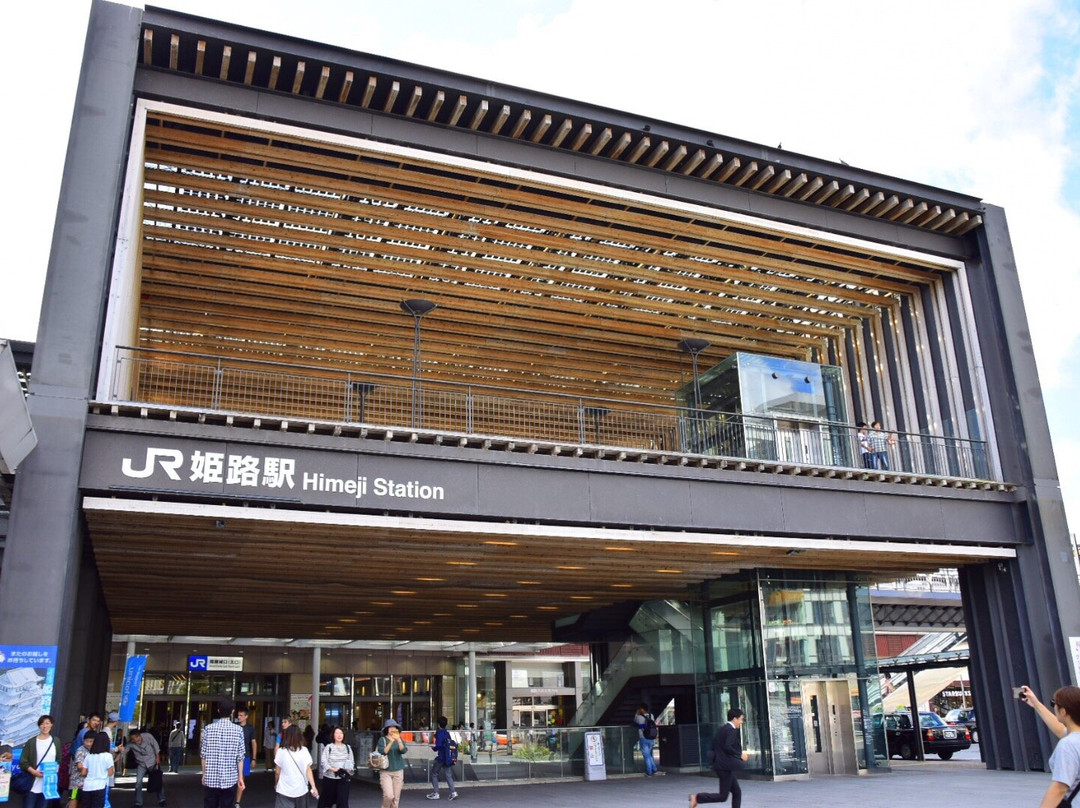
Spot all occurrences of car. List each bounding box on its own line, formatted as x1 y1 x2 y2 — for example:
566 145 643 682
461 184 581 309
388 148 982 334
944 707 977 743
876 711 972 760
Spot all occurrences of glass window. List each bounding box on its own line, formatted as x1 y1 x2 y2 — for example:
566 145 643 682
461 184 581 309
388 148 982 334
320 677 352 697
767 681 808 776
738 354 827 420
709 599 760 673
142 675 166 695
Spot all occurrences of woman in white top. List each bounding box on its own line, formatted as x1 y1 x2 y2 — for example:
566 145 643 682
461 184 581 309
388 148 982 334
18 714 58 808
78 733 114 808
1019 685 1080 807
318 727 353 808
274 725 318 808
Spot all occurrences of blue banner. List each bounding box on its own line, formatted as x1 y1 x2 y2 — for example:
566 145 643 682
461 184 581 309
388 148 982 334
118 655 147 723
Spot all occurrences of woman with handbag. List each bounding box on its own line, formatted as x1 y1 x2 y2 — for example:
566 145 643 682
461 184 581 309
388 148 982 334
317 727 353 808
17 715 58 808
376 720 408 808
77 733 113 808
274 725 318 808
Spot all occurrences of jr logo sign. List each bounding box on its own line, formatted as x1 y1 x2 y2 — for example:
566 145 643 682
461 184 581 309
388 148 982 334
122 448 184 479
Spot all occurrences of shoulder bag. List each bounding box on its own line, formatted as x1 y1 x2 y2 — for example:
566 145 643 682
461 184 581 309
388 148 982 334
12 738 56 794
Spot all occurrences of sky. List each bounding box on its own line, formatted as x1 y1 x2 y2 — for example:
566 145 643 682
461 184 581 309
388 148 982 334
2 0 1079 535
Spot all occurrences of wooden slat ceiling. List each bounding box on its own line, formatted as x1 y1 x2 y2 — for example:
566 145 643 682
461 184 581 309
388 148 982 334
139 24 984 238
136 111 948 405
85 505 1004 642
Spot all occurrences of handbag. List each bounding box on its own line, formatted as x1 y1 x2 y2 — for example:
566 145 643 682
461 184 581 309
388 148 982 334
146 765 163 794
367 751 389 770
12 738 56 794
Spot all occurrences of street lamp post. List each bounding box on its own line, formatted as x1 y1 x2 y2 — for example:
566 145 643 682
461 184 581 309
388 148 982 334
400 298 437 427
677 338 710 452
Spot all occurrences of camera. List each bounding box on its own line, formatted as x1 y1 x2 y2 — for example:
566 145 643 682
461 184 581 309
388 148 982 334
1012 686 1025 700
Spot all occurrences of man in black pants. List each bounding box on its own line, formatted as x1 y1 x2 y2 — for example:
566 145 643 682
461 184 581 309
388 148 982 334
690 708 748 808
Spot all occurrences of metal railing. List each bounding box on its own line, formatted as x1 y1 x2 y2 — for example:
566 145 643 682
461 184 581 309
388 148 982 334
350 724 656 782
109 347 994 480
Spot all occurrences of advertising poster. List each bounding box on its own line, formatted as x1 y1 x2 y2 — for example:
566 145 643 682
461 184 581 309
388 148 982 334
1071 636 1080 685
0 645 57 804
0 646 56 747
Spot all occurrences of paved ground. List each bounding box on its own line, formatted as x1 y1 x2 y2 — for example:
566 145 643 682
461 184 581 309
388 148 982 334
112 750 1048 808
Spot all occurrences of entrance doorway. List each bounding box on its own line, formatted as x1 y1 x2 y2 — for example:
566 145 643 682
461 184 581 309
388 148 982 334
801 680 857 775
775 419 827 465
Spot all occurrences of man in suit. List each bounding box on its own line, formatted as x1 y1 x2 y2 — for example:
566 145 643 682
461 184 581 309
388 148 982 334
690 708 749 807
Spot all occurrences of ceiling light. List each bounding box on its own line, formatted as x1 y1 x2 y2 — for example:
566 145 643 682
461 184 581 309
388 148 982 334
537 606 558 611
712 551 739 556
604 546 635 552
483 593 507 598
612 584 634 588
447 561 477 566
458 604 479 609
391 590 416 595
371 601 394 606
517 580 542 585
656 569 682 574
484 540 518 546
570 595 593 600
416 577 445 582
557 565 585 570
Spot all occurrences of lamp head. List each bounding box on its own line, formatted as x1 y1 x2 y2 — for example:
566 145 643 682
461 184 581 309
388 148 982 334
677 338 709 356
400 298 437 317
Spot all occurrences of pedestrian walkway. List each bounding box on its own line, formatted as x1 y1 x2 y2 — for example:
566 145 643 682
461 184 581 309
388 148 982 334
115 758 1047 808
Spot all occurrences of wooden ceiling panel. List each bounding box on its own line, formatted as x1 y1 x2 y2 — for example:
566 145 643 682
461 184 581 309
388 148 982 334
131 112 950 412
85 506 1000 642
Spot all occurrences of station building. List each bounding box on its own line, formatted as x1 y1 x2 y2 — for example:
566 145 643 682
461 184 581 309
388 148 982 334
2 0 1078 780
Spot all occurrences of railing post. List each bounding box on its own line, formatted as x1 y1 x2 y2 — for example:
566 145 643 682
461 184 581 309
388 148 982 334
344 373 353 422
211 358 223 410
466 386 474 433
577 400 586 444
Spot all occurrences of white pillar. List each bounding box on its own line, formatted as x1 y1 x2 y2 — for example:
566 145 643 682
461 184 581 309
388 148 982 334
468 646 478 729
311 647 321 757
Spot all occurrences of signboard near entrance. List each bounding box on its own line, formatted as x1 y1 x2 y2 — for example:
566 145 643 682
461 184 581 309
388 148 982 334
188 655 244 672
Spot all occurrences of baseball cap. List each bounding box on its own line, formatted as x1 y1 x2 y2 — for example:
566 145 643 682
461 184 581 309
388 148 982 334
107 712 120 722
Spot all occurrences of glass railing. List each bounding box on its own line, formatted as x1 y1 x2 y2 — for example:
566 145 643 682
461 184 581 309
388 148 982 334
107 346 995 481
349 724 656 783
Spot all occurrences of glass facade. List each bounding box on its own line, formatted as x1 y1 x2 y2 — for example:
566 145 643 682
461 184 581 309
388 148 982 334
676 352 853 465
694 571 883 778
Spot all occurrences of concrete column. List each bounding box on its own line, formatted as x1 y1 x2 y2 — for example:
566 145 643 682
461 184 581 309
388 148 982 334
468 647 477 728
0 0 143 737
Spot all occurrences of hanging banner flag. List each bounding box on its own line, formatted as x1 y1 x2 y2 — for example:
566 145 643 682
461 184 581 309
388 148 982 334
118 656 148 723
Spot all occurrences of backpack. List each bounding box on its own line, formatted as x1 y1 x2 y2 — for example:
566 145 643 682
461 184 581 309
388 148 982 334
441 736 459 766
642 714 658 740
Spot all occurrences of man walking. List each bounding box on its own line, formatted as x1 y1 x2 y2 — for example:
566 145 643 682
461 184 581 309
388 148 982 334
234 708 257 808
633 704 658 777
200 699 246 808
168 721 186 774
690 708 749 808
129 728 165 808
425 716 458 801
